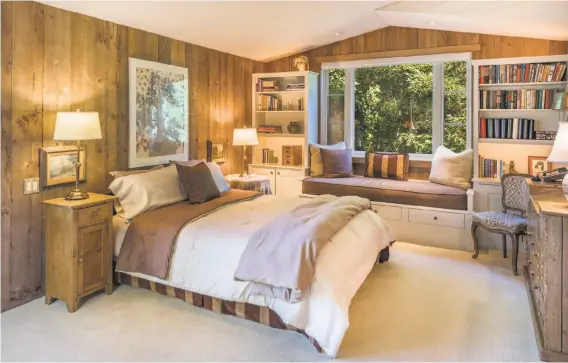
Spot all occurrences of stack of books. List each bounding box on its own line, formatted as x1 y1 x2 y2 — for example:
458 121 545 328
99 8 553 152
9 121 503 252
479 118 536 139
257 125 282 134
479 89 559 109
479 62 566 84
285 83 305 91
258 95 282 111
256 80 279 92
479 156 507 178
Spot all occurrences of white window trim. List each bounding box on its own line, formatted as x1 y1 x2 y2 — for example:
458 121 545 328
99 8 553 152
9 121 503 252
321 53 472 160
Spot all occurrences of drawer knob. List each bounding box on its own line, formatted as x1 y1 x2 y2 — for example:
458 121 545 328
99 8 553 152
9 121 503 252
277 172 280 175
433 216 438 220
534 286 539 290
91 210 100 217
79 258 83 263
270 171 274 175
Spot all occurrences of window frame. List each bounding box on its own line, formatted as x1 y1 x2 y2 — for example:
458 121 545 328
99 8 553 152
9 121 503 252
320 52 472 160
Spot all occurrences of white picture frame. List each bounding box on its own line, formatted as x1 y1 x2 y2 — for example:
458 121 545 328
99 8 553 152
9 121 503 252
128 58 189 168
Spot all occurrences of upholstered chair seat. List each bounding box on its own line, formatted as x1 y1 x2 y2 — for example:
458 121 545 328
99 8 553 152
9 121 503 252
472 211 527 234
471 174 531 276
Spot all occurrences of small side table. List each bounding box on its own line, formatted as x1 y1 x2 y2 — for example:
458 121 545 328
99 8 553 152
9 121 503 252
43 193 117 312
225 174 272 195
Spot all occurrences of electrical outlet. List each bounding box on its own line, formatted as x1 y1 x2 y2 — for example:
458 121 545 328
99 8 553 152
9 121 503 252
24 178 40 195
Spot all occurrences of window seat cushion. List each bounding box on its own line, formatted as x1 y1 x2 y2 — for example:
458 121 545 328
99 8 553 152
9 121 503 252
302 176 467 211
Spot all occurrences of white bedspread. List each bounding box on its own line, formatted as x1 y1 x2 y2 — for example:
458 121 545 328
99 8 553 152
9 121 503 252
113 195 393 357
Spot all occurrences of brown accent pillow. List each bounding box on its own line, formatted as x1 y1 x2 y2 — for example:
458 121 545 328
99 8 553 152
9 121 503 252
365 152 409 181
176 162 220 204
320 148 353 178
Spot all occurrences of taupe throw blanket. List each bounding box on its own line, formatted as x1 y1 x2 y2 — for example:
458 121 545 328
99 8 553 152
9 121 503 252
116 189 262 279
234 195 372 303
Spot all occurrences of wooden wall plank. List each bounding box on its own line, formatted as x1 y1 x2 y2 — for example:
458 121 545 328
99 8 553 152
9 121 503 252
196 45 211 160
549 40 568 55
9 1 45 309
116 25 128 170
1 0 14 312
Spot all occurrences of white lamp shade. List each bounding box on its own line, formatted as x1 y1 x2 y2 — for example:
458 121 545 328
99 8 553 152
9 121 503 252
233 128 258 146
547 122 568 163
53 111 102 141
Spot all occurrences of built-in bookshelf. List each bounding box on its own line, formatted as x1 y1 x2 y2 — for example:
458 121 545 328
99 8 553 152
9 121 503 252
472 55 568 181
251 71 318 170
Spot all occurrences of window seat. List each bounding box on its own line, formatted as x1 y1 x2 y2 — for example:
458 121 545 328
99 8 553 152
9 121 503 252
302 176 468 211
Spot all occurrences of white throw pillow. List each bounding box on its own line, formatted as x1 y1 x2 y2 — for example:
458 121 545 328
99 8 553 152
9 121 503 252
206 162 230 194
309 142 346 176
109 165 187 221
429 146 474 189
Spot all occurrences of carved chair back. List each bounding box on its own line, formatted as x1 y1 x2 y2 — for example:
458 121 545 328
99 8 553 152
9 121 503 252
501 173 531 217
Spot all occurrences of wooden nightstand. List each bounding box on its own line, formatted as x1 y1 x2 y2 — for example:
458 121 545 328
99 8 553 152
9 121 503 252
43 193 117 312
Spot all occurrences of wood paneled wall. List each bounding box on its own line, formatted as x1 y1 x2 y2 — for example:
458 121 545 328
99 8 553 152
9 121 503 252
0 1 264 311
267 26 568 73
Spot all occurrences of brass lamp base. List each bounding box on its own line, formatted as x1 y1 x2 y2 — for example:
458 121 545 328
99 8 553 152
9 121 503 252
64 190 89 200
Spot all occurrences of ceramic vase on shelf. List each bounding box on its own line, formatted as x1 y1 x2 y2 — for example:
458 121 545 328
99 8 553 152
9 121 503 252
287 122 302 134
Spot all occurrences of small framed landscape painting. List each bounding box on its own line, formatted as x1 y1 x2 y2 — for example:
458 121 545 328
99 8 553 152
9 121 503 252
40 146 86 187
206 140 226 163
528 156 551 176
129 58 189 168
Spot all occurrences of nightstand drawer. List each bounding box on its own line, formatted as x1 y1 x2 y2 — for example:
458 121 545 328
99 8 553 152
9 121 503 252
77 204 111 227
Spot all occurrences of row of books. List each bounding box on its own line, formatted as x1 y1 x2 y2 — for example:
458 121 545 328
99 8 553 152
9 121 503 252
255 79 279 92
257 125 282 134
479 62 566 84
479 156 508 178
257 95 282 111
479 118 536 139
479 89 560 110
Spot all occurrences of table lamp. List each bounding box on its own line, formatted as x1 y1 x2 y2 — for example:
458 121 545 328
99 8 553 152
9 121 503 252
547 122 568 202
53 110 102 200
233 127 258 177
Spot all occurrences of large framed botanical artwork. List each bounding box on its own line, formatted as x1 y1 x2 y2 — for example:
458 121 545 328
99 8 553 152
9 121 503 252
129 58 189 168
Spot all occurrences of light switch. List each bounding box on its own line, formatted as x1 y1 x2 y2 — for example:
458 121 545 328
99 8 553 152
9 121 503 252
23 178 40 195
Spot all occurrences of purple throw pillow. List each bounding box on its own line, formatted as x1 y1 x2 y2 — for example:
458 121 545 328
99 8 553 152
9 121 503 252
320 148 353 178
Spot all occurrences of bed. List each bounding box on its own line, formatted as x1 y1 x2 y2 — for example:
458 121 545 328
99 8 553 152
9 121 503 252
111 193 393 357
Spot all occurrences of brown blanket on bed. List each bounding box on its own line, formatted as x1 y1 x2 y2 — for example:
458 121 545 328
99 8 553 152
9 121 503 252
115 189 262 279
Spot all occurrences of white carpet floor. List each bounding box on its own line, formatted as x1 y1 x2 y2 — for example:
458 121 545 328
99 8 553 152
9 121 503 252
1 242 539 362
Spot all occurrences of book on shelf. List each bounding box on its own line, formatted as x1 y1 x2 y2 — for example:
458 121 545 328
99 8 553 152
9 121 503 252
256 79 280 92
479 118 537 139
479 89 560 109
479 156 507 178
479 62 566 84
285 83 305 91
257 125 283 134
257 94 282 111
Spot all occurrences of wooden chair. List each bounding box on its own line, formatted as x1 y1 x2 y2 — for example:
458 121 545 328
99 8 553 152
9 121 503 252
471 173 531 275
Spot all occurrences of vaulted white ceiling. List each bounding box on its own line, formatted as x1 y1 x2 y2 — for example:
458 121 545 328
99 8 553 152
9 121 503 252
42 1 568 62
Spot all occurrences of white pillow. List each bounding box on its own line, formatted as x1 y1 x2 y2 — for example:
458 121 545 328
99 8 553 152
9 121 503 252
206 162 230 193
429 146 473 189
109 165 187 221
309 142 346 176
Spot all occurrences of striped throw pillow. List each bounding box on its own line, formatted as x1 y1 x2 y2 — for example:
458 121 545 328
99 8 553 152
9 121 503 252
365 152 409 181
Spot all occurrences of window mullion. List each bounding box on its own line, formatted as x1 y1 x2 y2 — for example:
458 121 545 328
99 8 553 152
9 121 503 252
320 69 329 144
432 62 444 153
344 68 355 150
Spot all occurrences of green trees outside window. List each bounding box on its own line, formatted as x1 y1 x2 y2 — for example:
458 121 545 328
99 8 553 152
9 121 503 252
327 61 467 154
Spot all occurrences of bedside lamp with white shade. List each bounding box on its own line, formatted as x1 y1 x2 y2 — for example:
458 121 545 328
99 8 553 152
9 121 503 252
233 127 258 177
547 122 568 202
53 110 102 200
